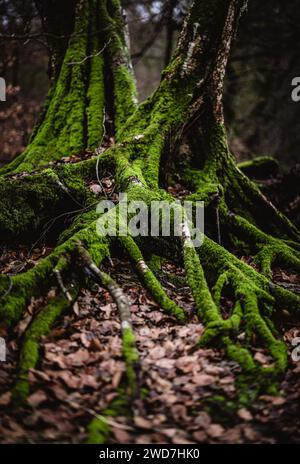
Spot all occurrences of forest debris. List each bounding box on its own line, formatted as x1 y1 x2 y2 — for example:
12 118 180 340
238 408 253 421
0 391 11 406
133 416 153 429
28 390 48 407
1 256 299 444
207 424 225 438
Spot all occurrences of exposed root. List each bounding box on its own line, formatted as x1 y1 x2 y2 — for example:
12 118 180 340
0 0 299 442
0 218 110 325
228 213 300 279
231 165 300 242
192 236 293 390
13 293 76 405
120 235 186 323
77 243 141 445
54 266 73 303
86 396 128 445
77 243 139 398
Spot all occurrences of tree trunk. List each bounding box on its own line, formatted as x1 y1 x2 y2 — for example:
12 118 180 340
0 0 299 443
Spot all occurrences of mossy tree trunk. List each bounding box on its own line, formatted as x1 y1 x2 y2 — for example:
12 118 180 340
1 0 300 432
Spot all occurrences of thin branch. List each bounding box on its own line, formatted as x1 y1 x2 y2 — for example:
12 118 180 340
66 39 111 66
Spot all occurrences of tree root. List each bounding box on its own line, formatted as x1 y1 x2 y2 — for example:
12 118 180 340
0 219 110 325
193 237 295 387
12 293 76 405
77 243 139 398
120 236 186 323
77 244 141 445
228 212 300 279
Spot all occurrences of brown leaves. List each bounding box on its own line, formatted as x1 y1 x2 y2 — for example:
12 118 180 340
207 424 225 438
0 391 11 406
134 416 153 429
1 256 300 444
0 245 53 276
192 373 215 386
65 349 91 367
237 408 253 422
28 390 48 407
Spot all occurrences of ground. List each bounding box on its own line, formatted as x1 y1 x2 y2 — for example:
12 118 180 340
0 170 299 445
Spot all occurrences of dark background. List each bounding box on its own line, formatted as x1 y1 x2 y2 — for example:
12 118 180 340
1 0 299 168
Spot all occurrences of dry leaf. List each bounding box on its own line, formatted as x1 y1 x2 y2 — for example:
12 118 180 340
28 390 48 407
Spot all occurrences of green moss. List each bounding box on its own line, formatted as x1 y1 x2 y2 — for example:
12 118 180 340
86 8 105 149
238 156 279 179
86 393 128 444
147 254 163 272
0 0 107 174
12 295 72 405
97 0 138 136
114 66 138 136
0 152 27 176
271 283 300 314
223 337 257 373
0 252 61 325
121 235 186 322
0 170 64 239
86 415 110 444
183 243 222 326
0 221 109 325
0 151 117 242
122 327 139 397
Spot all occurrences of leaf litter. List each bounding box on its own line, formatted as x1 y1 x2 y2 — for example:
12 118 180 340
0 256 300 444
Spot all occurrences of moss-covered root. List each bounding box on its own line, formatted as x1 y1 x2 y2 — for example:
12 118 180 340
79 243 139 445
182 223 288 385
237 156 279 179
181 219 224 330
181 225 255 371
120 235 186 322
86 414 110 444
0 255 61 326
181 224 250 364
85 395 128 444
100 270 139 398
77 244 139 397
229 213 300 279
0 218 109 326
236 167 300 242
12 294 74 405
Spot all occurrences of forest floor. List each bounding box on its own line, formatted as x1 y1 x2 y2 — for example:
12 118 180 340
0 168 300 444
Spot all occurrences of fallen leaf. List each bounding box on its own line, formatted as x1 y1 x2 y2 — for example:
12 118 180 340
28 390 48 407
134 416 153 429
0 391 11 406
238 408 253 421
207 424 225 438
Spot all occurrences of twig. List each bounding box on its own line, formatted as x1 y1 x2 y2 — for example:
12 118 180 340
54 269 73 302
0 276 13 300
77 244 139 397
67 39 111 66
